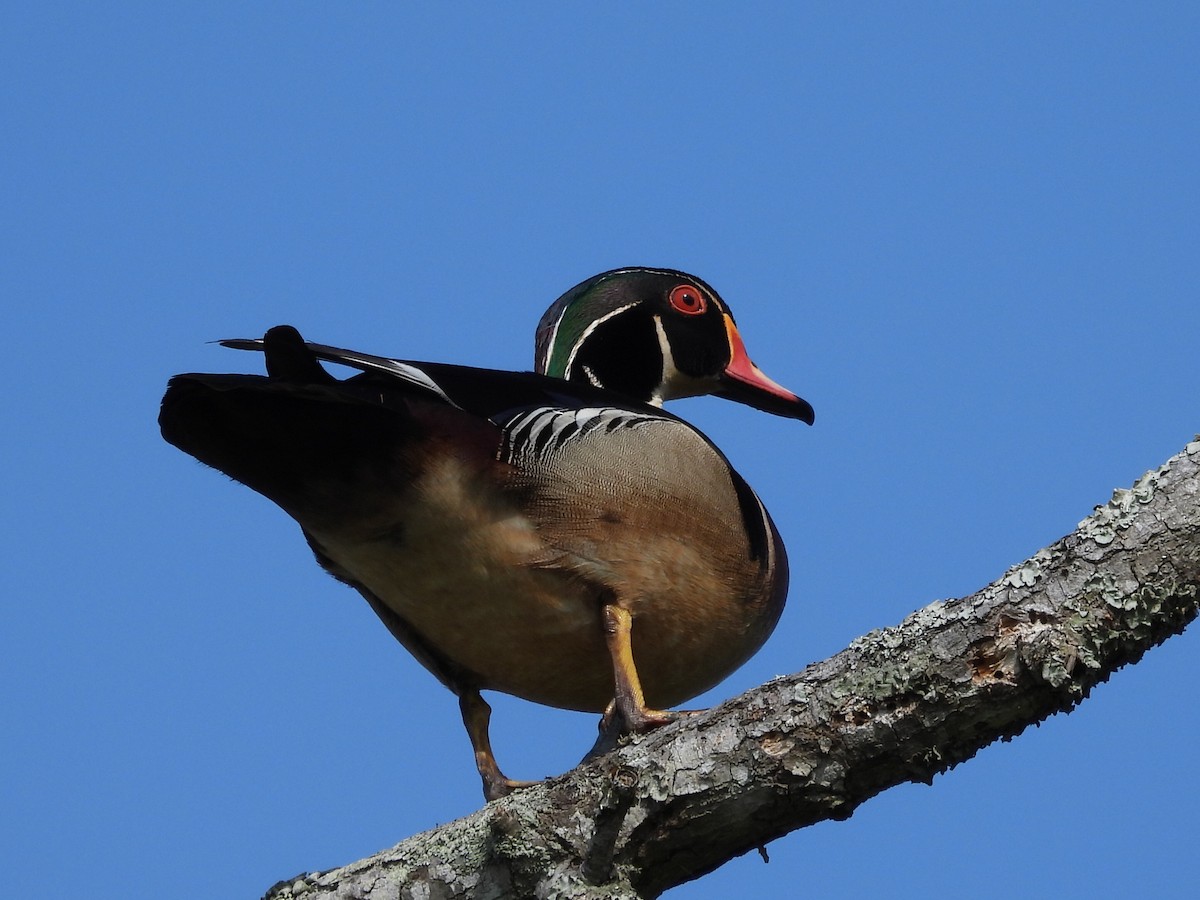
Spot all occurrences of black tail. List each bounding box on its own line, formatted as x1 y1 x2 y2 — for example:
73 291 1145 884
159 329 415 521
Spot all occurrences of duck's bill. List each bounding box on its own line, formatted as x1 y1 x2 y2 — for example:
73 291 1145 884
717 316 815 424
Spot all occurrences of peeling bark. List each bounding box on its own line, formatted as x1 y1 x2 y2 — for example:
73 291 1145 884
264 439 1200 900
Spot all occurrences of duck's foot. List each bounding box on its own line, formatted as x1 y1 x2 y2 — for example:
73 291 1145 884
480 771 541 802
459 689 541 802
582 700 706 762
596 603 707 742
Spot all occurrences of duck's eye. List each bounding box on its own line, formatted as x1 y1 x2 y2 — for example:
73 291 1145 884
668 284 707 316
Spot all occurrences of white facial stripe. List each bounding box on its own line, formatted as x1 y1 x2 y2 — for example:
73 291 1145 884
602 266 701 281
599 267 723 313
562 301 639 378
540 310 565 372
651 315 677 406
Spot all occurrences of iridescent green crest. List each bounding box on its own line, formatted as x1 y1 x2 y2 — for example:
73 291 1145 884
534 269 640 378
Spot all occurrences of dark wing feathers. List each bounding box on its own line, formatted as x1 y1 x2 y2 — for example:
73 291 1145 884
164 326 772 566
159 372 415 519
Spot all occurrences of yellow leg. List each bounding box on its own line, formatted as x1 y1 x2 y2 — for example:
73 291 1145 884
602 604 680 732
458 690 538 801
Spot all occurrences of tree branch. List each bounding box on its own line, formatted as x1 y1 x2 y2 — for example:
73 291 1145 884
265 439 1200 900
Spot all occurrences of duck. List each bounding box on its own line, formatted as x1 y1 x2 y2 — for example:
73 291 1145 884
159 266 814 800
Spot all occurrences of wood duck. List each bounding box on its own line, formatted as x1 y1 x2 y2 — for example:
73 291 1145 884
159 266 814 801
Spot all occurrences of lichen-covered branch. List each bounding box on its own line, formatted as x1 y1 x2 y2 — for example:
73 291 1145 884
266 439 1200 900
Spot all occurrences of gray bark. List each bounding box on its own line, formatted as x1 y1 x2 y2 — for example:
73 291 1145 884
265 438 1200 900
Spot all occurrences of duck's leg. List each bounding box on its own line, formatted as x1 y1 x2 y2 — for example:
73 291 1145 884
601 604 681 732
343 585 534 801
458 689 538 801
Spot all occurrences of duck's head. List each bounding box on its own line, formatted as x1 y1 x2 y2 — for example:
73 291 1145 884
535 267 814 423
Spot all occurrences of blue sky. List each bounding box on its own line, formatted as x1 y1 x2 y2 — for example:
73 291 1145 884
4 4 1198 897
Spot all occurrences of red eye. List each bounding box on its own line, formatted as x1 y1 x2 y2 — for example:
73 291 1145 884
668 284 707 316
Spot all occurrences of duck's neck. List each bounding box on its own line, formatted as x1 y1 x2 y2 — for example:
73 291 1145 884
563 309 665 405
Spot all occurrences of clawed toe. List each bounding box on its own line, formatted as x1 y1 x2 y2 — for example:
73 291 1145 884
482 774 541 802
582 700 708 761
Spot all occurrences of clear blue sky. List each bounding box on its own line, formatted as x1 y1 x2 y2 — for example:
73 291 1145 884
4 4 1198 897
